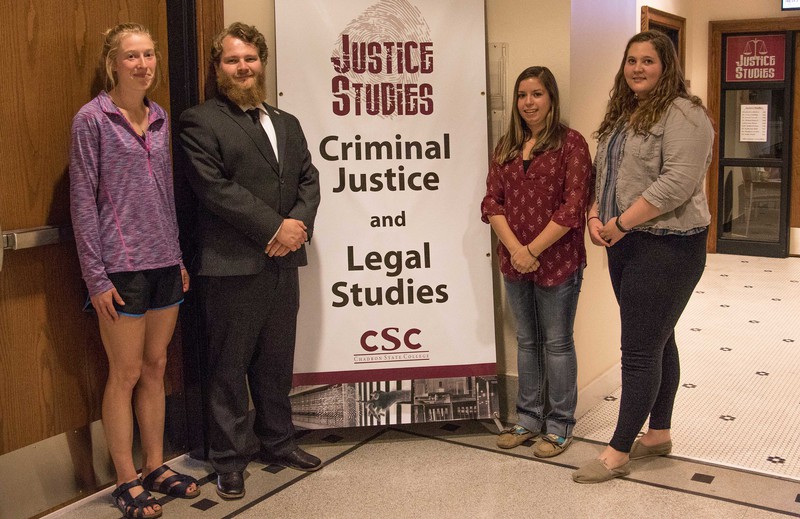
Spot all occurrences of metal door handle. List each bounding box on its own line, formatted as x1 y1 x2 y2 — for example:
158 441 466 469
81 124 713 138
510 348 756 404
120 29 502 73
1 224 73 272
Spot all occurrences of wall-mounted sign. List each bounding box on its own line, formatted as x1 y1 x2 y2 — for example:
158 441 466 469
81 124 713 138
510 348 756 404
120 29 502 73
740 104 768 142
725 34 785 82
782 0 800 11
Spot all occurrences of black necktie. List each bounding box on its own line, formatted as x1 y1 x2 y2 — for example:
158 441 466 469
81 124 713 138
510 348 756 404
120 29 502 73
246 108 275 160
247 108 266 135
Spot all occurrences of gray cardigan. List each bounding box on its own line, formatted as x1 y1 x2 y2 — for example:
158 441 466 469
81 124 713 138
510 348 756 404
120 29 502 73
595 97 714 232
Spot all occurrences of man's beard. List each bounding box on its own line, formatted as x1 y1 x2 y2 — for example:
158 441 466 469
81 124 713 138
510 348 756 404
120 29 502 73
217 69 266 107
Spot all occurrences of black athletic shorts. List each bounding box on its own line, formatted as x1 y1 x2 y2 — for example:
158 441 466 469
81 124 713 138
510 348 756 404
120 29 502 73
105 264 184 317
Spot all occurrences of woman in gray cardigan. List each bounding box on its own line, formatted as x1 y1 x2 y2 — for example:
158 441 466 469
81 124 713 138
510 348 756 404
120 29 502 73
573 30 714 483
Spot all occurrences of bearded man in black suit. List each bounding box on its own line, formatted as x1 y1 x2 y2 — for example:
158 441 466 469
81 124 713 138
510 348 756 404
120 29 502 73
178 22 321 500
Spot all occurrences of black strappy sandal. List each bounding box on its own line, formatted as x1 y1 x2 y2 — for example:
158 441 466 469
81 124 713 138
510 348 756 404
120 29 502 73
142 464 201 499
111 479 162 519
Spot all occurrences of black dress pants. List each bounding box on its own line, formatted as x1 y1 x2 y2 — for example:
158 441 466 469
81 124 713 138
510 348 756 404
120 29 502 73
606 229 707 452
201 265 300 473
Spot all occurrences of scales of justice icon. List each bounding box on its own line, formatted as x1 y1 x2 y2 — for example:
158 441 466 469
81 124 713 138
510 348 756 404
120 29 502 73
743 38 769 56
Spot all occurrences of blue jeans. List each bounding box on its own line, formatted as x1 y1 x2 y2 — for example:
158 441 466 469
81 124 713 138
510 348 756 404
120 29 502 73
504 266 582 438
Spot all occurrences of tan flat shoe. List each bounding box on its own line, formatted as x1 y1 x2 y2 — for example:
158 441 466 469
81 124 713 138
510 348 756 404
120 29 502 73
572 458 630 484
496 425 536 449
533 434 573 458
629 439 672 460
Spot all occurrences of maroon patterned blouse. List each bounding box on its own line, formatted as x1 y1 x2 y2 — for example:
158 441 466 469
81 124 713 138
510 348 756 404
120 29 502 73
481 128 594 286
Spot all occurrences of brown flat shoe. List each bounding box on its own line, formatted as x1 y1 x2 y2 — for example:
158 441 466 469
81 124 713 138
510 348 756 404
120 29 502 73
629 439 672 460
572 458 630 484
496 425 536 449
533 434 573 458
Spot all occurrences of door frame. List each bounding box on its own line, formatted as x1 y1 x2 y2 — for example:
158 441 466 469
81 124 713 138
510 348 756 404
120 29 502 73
169 0 224 462
707 17 800 253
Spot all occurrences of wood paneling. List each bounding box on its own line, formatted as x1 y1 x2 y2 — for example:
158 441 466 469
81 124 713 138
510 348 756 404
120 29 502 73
793 37 800 229
0 0 173 454
195 0 224 102
707 21 722 252
641 6 686 74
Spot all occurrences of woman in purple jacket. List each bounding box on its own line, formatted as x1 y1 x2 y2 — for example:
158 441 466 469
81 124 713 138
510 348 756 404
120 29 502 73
69 23 199 518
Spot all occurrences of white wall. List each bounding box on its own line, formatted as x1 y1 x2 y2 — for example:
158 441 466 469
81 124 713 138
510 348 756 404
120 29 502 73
486 0 572 121
568 0 636 394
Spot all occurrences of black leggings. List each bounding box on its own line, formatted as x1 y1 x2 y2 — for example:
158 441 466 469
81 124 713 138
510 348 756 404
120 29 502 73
606 229 707 452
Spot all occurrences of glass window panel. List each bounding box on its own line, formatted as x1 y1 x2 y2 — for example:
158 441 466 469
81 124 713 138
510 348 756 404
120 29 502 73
723 89 784 159
719 166 781 242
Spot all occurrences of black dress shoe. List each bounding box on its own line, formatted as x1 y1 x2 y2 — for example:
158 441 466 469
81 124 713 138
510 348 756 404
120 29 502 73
265 447 322 472
216 471 245 500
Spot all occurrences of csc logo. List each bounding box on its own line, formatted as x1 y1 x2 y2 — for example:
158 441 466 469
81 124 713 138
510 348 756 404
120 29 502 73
360 327 422 352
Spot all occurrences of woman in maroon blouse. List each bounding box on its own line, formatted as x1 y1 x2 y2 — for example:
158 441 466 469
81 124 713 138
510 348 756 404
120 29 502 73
481 66 593 457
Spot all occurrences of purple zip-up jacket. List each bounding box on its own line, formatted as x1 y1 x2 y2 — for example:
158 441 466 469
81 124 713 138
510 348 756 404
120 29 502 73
69 91 183 297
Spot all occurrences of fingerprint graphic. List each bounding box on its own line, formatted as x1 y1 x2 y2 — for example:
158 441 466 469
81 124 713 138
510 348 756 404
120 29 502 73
330 0 433 118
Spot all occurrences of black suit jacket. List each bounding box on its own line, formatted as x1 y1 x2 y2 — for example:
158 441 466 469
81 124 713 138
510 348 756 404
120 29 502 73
178 95 320 276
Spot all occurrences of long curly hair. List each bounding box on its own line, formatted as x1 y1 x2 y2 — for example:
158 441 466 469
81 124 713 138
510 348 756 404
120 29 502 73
493 66 566 164
595 30 703 139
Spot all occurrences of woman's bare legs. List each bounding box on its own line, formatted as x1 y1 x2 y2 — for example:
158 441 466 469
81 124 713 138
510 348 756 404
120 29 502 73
99 314 160 515
136 306 197 495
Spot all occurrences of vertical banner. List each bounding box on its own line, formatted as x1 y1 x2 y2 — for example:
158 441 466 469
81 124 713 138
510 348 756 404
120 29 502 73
275 0 497 426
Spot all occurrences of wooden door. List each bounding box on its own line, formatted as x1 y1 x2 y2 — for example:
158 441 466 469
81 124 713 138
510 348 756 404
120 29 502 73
0 0 174 470
707 17 800 255
792 34 800 254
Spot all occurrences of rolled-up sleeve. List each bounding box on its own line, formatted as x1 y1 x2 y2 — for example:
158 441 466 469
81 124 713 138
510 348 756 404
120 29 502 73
481 160 506 223
551 131 594 229
641 103 714 212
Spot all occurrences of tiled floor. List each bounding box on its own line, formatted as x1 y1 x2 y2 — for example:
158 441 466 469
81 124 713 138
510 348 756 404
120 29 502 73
575 253 800 480
46 254 800 518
